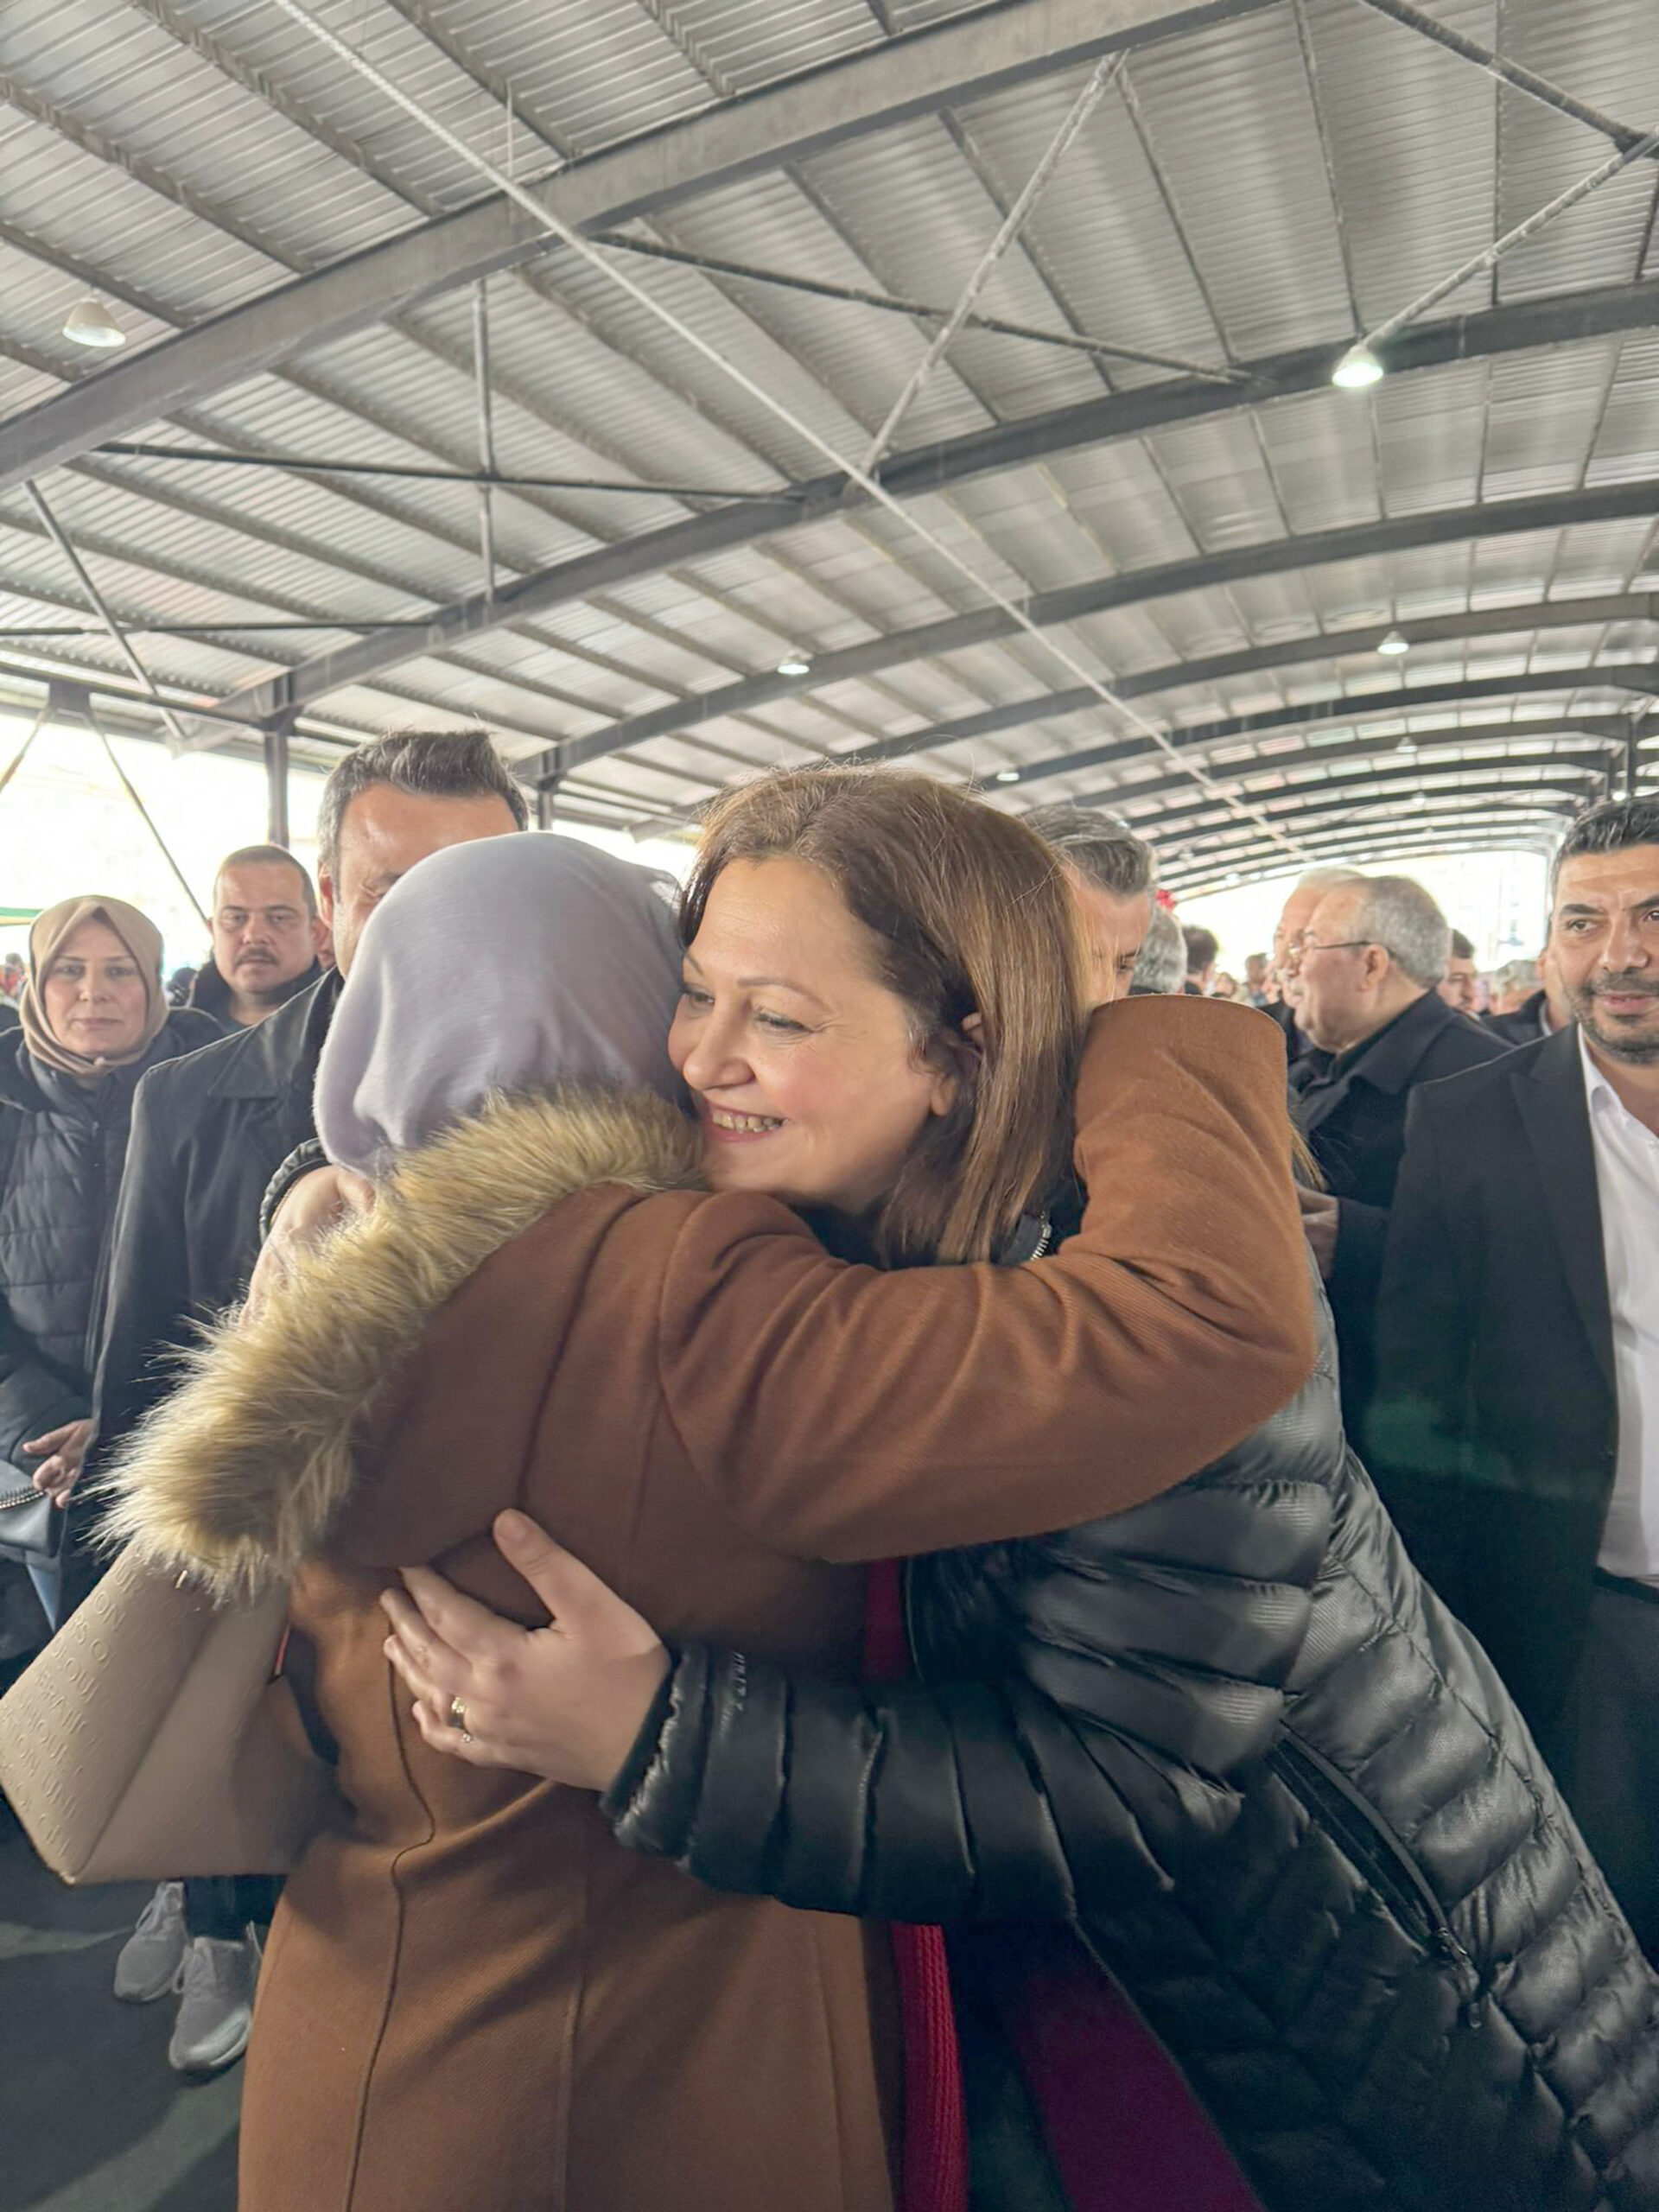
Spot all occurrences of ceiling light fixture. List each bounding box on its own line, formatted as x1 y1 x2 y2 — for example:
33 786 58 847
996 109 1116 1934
62 296 127 349
776 652 811 677
995 767 1020 783
1332 342 1384 391
1395 734 1417 755
1376 627 1410 655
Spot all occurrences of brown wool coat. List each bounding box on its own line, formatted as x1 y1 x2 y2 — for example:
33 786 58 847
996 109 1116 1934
107 996 1314 2212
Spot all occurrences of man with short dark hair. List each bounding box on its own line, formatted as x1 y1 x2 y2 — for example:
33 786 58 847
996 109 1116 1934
1020 803 1154 1007
189 845 327 1030
1243 951 1270 1007
1181 925 1218 995
1436 929 1479 1016
83 730 528 2073
1289 874 1507 1428
1370 798 1659 1954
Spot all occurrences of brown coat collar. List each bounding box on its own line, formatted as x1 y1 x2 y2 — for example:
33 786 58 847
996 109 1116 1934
99 1087 700 1599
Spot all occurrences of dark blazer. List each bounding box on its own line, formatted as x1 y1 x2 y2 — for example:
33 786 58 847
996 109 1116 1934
1366 1023 1618 1753
88 969 341 1470
1481 989 1557 1048
1295 988 1508 1427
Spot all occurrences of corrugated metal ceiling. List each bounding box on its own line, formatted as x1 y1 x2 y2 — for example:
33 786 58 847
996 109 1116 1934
1 0 1656 887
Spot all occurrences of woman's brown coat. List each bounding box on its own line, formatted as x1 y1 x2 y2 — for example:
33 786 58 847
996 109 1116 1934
108 996 1314 2212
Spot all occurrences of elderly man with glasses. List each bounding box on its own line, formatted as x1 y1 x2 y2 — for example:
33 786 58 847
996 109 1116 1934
1286 874 1507 1429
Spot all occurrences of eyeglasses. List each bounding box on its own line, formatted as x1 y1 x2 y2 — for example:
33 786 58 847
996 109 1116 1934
1295 937 1377 958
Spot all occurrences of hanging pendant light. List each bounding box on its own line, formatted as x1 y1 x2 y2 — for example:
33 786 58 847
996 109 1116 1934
1332 342 1383 391
62 297 127 349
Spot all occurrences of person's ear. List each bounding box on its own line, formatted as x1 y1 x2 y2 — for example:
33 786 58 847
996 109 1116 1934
1361 944 1390 990
317 872 336 931
926 1012 983 1118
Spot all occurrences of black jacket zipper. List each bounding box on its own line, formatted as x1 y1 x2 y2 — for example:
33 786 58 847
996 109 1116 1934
1270 1729 1484 2021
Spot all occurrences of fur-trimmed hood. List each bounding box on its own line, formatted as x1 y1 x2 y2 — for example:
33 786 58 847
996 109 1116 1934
99 1085 702 1600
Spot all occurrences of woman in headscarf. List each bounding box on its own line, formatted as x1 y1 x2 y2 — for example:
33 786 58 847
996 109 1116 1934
0 897 219 1653
101 801 1314 2212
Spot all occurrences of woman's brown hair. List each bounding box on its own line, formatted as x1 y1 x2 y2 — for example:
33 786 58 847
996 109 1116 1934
680 766 1089 1267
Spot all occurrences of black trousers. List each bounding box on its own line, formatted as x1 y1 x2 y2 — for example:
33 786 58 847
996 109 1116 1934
1569 1573 1659 1960
183 1876 281 1942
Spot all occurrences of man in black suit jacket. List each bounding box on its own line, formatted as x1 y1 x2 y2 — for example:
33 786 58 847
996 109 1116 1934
1482 943 1572 1046
1370 798 1659 1954
1289 874 1508 1429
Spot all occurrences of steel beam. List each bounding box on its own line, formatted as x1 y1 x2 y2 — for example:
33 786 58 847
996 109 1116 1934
1107 761 1605 847
534 487 1659 779
264 725 290 847
188 276 1659 731
0 0 1279 497
1351 0 1654 156
1160 823 1567 895
1165 793 1583 856
1068 728 1614 821
1007 665 1659 792
830 596 1659 772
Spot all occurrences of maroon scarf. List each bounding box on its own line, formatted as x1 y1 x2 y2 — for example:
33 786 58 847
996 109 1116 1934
863 1560 969 2212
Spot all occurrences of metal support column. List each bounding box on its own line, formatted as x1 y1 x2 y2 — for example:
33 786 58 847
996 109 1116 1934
265 722 291 846
473 282 498 602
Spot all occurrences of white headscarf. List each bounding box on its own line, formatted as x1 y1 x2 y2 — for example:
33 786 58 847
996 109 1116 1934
314 833 685 1180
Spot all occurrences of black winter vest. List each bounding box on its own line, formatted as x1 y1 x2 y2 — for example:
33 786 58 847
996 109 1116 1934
606 1292 1659 2211
0 1014 219 1465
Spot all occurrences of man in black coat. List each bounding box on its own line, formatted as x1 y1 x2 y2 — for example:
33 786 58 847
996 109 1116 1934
1482 942 1573 1046
183 843 327 1032
79 728 527 2075
1370 797 1659 1955
1287 874 1508 1430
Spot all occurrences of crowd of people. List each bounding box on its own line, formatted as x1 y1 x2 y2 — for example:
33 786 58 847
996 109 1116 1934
1 729 1656 2212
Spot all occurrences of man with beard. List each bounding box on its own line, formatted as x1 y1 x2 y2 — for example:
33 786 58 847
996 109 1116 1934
189 846 327 1030
1370 797 1659 1955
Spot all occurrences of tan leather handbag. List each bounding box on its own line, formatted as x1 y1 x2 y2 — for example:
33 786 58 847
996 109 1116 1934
0 1545 343 1885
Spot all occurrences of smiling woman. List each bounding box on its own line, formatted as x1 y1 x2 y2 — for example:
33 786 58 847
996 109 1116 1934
673 860 964 1222
676 768 1085 1264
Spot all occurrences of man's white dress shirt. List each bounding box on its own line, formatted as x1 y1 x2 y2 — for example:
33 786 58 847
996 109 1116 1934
1581 1031 1659 1583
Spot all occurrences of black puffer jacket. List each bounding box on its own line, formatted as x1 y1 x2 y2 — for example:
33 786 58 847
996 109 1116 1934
0 1012 219 1467
604 1290 1659 2212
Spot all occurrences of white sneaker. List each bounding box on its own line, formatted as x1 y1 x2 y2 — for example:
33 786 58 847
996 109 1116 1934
113 1880 187 2003
167 1927 261 2075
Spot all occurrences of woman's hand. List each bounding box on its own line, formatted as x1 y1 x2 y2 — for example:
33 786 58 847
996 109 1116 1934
243 1166 375 1325
379 1511 670 1789
25 1416 93 1506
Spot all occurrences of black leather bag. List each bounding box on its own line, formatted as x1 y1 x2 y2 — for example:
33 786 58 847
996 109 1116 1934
0 1459 69 1628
